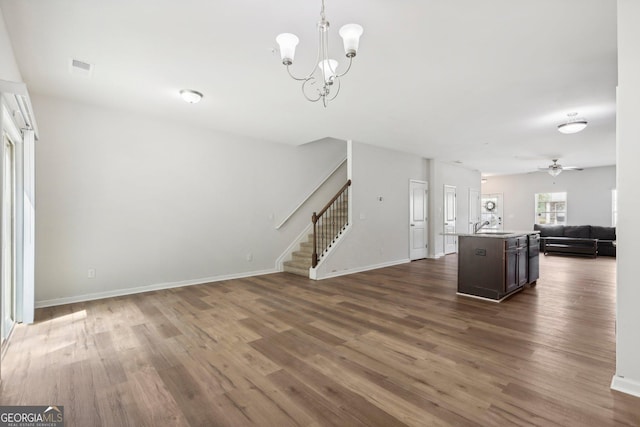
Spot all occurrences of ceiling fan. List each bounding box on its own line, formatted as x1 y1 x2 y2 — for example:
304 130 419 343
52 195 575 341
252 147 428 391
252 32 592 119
538 159 583 177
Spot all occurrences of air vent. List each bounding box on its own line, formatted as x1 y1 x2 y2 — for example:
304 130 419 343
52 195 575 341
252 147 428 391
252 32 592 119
69 58 94 77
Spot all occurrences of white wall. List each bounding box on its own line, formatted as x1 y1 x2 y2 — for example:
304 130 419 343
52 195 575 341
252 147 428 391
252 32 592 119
314 141 428 278
33 94 346 305
613 0 640 398
0 6 21 82
428 160 481 257
481 166 616 231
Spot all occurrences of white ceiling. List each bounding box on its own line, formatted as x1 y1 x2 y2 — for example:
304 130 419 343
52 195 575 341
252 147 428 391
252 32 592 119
0 0 617 175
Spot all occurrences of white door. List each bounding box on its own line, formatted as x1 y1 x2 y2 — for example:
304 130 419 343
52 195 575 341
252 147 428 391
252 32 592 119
443 185 457 254
2 135 16 344
481 193 504 231
409 180 428 260
468 188 481 233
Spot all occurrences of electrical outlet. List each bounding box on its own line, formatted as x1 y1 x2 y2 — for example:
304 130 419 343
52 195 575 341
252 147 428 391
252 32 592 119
246 253 253 262
88 268 96 278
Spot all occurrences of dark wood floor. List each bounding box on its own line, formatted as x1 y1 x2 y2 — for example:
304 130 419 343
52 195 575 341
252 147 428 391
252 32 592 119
1 255 639 426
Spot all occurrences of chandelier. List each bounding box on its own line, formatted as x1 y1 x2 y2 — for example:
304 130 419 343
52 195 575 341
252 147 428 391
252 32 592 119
275 0 363 107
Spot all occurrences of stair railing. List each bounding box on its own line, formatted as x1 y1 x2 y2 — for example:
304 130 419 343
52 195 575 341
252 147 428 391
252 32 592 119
312 179 351 267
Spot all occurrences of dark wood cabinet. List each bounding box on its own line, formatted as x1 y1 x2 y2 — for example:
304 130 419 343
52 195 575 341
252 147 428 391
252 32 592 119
458 234 531 301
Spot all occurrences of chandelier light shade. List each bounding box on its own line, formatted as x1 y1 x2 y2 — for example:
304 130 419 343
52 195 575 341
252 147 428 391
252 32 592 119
275 33 299 65
557 112 588 134
275 0 363 107
319 59 339 83
339 24 364 57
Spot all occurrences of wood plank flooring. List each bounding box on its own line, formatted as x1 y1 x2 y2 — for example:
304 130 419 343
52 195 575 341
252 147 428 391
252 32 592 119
1 255 639 426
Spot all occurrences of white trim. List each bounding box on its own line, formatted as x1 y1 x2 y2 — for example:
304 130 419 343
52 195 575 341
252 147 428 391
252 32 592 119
313 258 410 280
611 375 640 398
20 130 35 323
0 79 39 139
35 268 278 308
275 157 347 229
2 104 21 144
429 253 445 259
275 223 312 271
456 288 522 303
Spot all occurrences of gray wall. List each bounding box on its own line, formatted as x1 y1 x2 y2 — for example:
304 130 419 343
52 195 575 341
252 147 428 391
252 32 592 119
0 7 21 82
614 0 640 398
481 166 616 230
34 94 346 304
315 141 428 277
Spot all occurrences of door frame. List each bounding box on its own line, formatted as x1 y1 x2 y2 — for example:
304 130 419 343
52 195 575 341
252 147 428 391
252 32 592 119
1 131 17 347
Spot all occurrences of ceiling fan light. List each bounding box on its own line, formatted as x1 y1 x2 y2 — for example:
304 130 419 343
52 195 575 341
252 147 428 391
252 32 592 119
557 120 588 134
548 168 562 177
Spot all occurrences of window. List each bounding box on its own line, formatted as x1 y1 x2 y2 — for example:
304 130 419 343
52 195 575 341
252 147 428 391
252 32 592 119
535 192 567 225
612 189 617 226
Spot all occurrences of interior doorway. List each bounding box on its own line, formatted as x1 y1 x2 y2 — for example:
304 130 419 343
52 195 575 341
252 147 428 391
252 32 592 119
409 180 428 260
443 185 457 254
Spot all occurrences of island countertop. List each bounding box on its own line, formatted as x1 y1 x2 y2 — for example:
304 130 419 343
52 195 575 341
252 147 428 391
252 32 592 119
443 230 540 239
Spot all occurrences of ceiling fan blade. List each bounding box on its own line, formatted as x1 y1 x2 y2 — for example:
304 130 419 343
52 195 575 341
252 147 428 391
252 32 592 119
562 166 583 171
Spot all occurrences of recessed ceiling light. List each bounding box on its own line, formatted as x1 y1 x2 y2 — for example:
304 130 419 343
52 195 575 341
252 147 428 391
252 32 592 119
180 89 203 104
558 112 587 134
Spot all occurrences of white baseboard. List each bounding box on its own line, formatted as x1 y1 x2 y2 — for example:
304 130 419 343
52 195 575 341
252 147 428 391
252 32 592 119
35 268 278 309
314 258 410 280
611 375 640 398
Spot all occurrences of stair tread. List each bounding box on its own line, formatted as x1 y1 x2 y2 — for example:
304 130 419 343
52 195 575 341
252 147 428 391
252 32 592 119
284 259 311 268
283 263 310 278
293 251 312 259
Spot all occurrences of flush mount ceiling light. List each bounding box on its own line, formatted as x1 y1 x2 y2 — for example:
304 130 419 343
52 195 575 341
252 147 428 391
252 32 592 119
275 0 363 107
179 89 203 104
557 112 588 134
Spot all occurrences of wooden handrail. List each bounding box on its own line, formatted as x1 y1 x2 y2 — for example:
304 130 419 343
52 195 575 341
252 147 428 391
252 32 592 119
312 179 351 267
314 179 351 221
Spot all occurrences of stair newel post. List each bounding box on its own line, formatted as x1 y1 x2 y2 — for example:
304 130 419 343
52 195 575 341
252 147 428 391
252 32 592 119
312 212 318 268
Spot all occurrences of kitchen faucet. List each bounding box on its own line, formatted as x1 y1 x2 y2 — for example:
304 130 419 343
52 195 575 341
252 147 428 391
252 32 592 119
473 220 491 233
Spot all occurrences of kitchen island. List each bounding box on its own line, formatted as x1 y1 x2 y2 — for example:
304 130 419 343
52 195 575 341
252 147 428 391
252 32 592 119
456 231 539 302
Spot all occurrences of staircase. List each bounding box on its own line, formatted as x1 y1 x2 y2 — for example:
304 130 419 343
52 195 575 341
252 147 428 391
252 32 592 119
283 237 315 277
283 181 350 277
